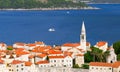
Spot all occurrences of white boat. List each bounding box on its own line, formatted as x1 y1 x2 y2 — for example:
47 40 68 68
48 28 55 32
67 11 70 14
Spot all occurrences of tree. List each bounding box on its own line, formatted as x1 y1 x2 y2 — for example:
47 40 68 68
113 41 120 55
103 51 110 62
84 51 93 63
90 46 110 62
82 64 89 69
91 47 103 62
117 54 120 61
46 56 49 61
7 47 13 50
73 64 80 68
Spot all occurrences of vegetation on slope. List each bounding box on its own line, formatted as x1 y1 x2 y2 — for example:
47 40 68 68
0 0 87 9
84 47 110 63
113 41 120 61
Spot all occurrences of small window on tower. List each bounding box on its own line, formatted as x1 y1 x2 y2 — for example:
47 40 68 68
82 35 84 39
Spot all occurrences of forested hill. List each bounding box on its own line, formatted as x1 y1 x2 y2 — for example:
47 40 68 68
0 0 87 9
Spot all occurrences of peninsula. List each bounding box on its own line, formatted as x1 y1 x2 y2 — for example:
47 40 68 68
0 0 99 10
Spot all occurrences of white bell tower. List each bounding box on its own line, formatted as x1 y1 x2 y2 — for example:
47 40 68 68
80 21 86 51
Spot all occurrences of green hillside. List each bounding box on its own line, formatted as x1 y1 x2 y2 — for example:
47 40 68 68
0 0 87 9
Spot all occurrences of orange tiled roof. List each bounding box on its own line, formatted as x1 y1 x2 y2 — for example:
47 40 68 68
76 54 84 56
29 55 34 59
15 48 25 52
96 41 107 47
36 60 49 64
86 42 90 46
49 56 64 59
45 46 52 49
54 46 61 50
112 61 120 68
63 42 90 47
27 44 36 47
32 46 45 53
49 50 62 54
64 51 73 56
90 62 112 67
35 41 44 45
16 51 30 56
0 59 4 64
15 42 25 46
37 53 47 58
63 43 80 47
0 43 6 47
12 60 22 64
7 46 13 48
25 61 32 66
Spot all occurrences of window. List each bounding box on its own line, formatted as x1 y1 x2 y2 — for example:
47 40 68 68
21 64 23 66
21 68 24 70
109 68 111 70
92 67 94 69
54 60 56 62
17 69 18 71
9 69 11 71
62 60 64 62
54 64 56 66
16 65 19 67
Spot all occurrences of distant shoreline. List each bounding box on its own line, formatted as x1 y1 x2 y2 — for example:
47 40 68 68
0 7 100 11
88 3 120 4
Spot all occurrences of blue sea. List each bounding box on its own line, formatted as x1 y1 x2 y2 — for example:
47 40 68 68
0 4 120 46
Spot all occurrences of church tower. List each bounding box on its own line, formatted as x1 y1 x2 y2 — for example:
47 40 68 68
80 21 86 51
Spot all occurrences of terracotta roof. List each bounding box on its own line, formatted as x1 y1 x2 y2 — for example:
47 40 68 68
27 44 36 47
76 54 84 56
45 46 52 49
107 47 114 51
36 60 49 64
35 41 44 45
49 56 64 59
15 48 25 52
112 61 120 68
96 41 107 47
25 61 32 66
37 53 47 58
7 46 13 48
86 42 90 46
16 51 30 56
0 43 6 47
90 62 112 67
15 42 25 46
11 60 22 64
29 55 34 59
0 59 4 64
54 46 61 50
63 43 80 47
49 50 62 54
64 51 73 56
32 46 45 53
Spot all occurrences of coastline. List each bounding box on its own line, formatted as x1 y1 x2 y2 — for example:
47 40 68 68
88 3 120 4
0 7 100 11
